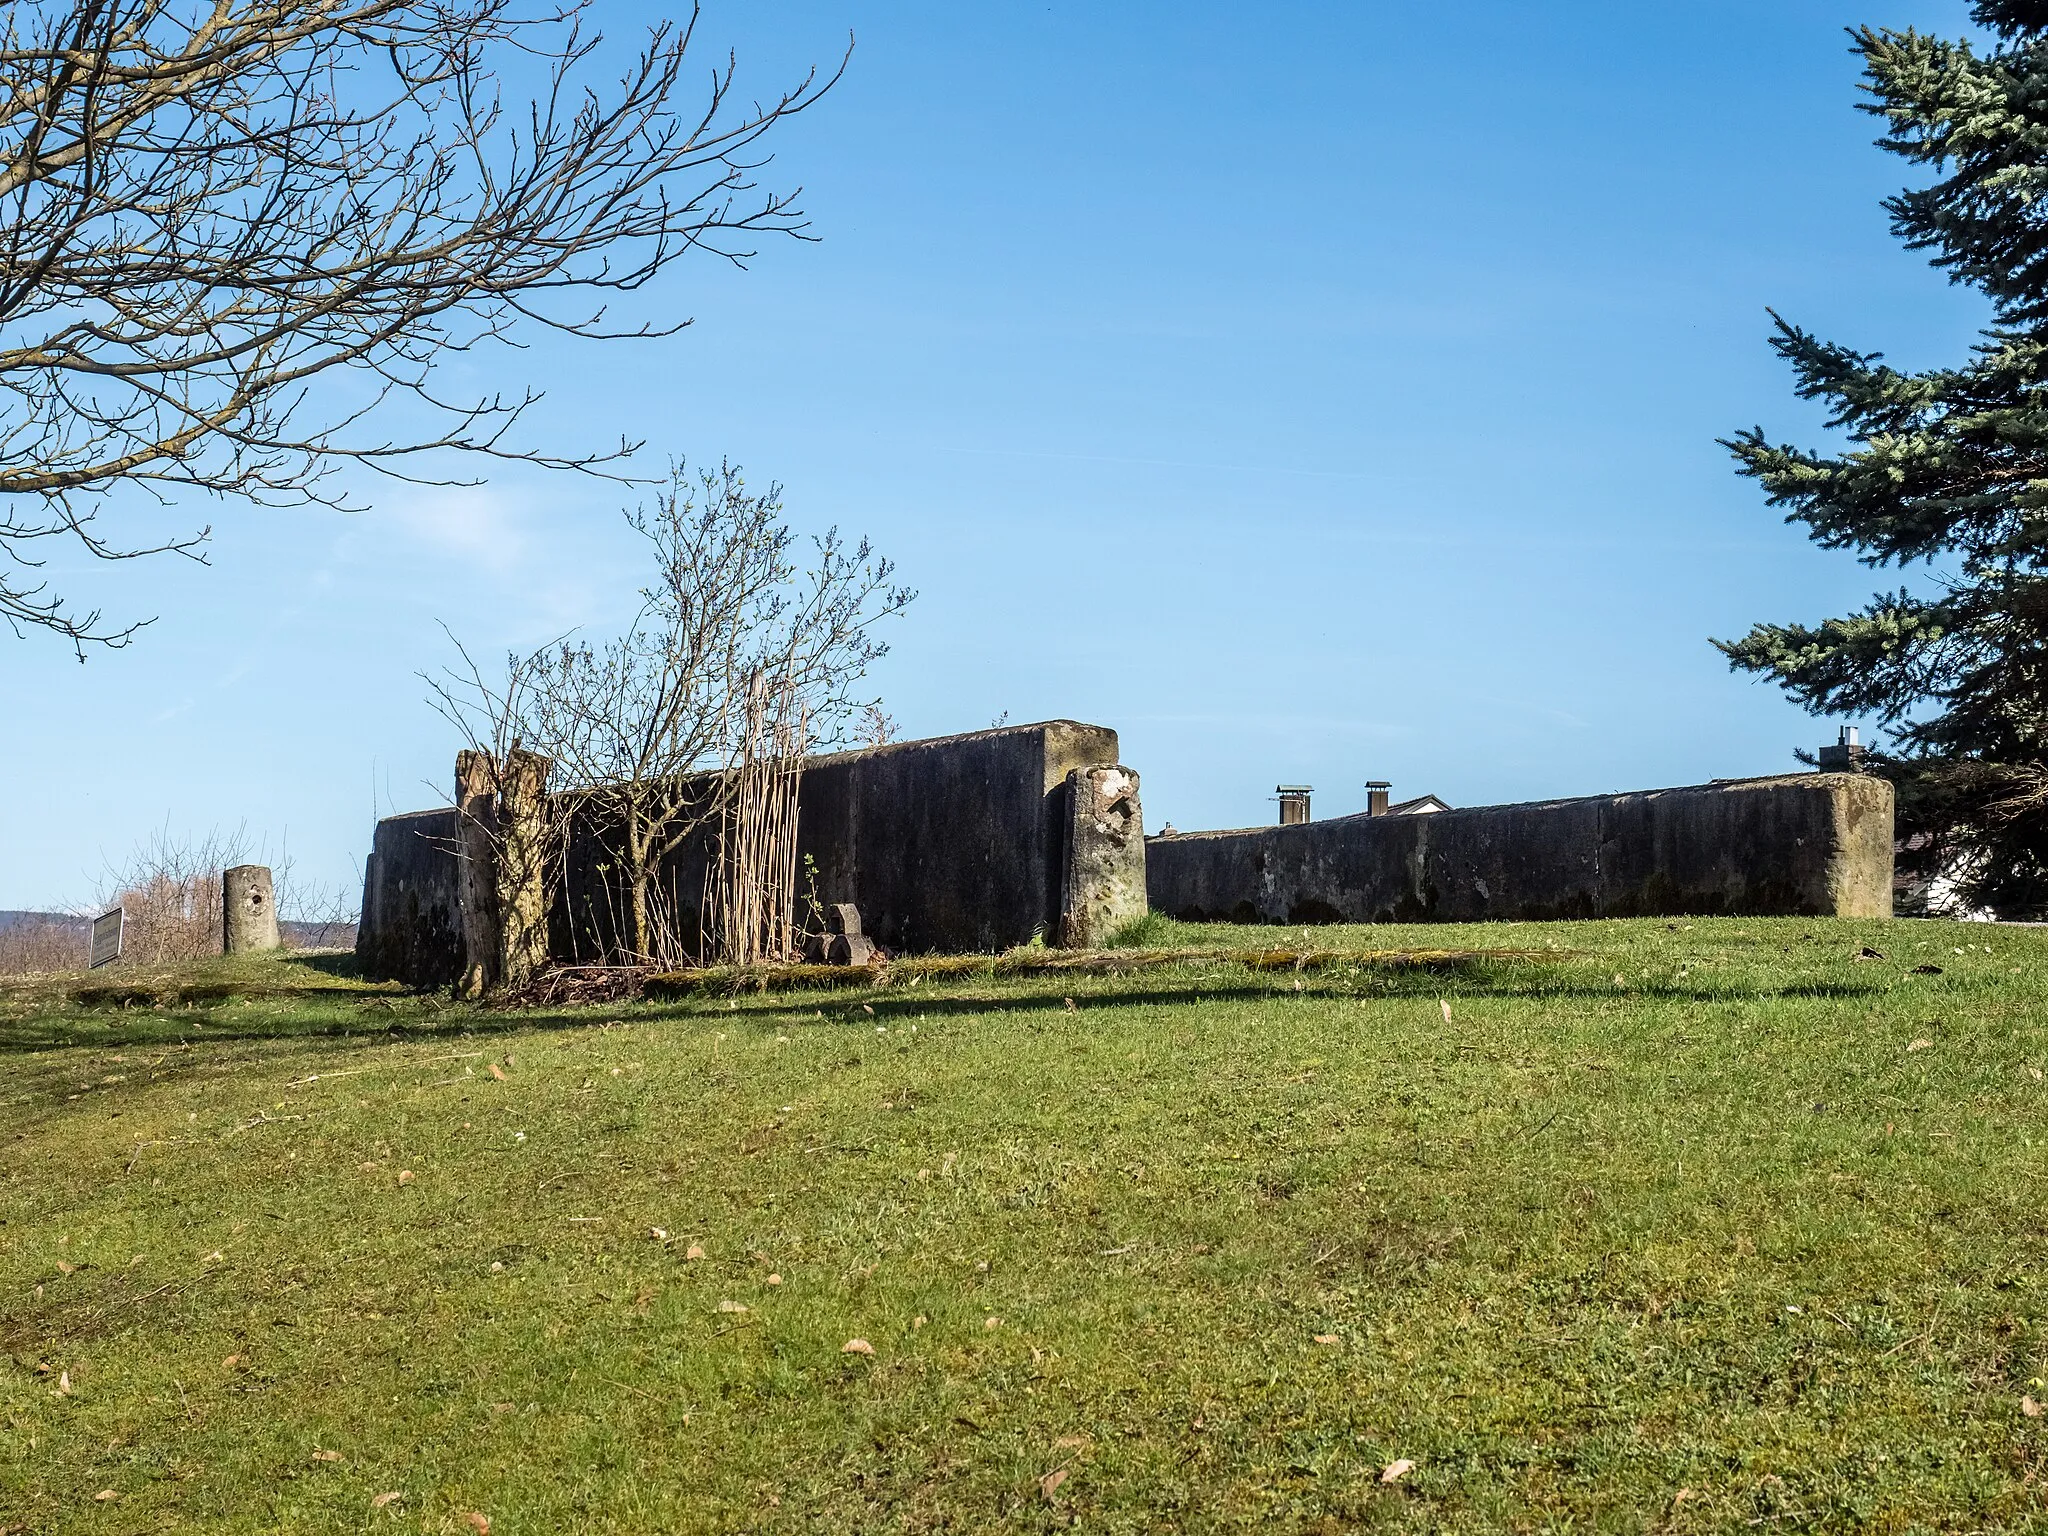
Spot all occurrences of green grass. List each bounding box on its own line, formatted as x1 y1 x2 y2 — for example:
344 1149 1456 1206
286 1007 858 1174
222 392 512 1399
2 916 2046 1533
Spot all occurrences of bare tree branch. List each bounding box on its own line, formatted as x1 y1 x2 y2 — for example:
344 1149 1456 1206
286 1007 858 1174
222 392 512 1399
0 1 845 653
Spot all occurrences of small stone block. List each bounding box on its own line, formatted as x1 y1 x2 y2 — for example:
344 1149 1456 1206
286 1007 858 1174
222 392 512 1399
825 903 863 937
828 933 877 965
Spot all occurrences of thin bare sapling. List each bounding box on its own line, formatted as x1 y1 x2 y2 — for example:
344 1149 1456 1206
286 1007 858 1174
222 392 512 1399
518 461 911 965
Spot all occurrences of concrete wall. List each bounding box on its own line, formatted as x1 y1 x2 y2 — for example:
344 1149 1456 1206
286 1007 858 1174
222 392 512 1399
357 808 464 986
1147 774 1894 924
786 720 1123 954
359 720 1133 983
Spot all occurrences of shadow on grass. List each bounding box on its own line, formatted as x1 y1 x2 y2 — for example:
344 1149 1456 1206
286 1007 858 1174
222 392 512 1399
720 978 1895 1026
0 968 1903 1056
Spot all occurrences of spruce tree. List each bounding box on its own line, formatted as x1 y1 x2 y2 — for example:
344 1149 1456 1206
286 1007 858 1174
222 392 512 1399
1720 0 2048 915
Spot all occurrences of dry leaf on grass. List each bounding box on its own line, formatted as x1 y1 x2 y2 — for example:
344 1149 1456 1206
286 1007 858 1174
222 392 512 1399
1041 1468 1069 1498
221 1354 245 1370
370 1491 403 1509
1053 1434 1091 1450
841 1339 875 1355
461 1514 491 1533
717 1300 749 1314
1313 1334 1340 1345
1380 1458 1415 1484
685 1243 706 1261
396 1170 415 1186
1907 1039 1932 1053
2024 1395 2044 1418
766 1274 782 1285
310 1449 343 1464
488 1064 507 1081
54 1260 74 1275
984 1317 1001 1330
1439 999 1452 1024
92 1490 119 1503
55 1370 72 1396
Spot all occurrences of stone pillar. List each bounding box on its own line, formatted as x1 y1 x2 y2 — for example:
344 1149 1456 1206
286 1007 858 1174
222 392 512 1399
455 749 502 998
1058 764 1148 948
496 748 552 992
223 865 280 954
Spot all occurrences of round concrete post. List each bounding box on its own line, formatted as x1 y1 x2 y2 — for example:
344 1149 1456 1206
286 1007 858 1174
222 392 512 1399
223 865 280 954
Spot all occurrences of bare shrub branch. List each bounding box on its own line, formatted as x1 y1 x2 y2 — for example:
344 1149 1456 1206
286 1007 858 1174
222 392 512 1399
0 915 88 974
434 458 912 966
90 822 358 960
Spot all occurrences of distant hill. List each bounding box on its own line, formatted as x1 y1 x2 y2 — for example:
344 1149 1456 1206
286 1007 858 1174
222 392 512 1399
0 910 85 934
278 920 359 950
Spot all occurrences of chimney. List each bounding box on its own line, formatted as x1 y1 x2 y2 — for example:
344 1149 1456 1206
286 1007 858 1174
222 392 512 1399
1277 786 1312 826
1366 780 1391 817
1816 726 1868 773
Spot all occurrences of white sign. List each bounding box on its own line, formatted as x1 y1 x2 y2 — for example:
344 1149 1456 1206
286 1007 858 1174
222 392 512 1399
89 907 124 970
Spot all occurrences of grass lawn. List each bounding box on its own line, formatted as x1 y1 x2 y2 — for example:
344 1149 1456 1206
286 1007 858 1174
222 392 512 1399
2 915 2046 1533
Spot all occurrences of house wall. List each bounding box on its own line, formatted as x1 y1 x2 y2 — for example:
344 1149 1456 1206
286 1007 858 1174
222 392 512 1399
1146 773 1894 925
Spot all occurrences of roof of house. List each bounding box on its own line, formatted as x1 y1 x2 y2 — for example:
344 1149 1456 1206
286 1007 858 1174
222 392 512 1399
1388 794 1451 816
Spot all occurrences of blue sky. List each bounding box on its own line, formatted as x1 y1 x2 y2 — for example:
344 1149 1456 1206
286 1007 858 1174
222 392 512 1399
0 0 1991 910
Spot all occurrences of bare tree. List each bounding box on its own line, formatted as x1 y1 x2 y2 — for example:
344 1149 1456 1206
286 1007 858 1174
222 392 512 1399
472 460 910 966
0 1 841 653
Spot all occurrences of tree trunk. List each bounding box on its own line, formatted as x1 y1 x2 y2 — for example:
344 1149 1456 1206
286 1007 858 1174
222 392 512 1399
496 747 552 991
625 808 651 962
455 749 501 998
627 876 651 962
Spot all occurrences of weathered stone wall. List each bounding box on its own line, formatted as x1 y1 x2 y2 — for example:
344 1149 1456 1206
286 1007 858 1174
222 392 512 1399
1147 774 1894 924
358 720 1135 983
